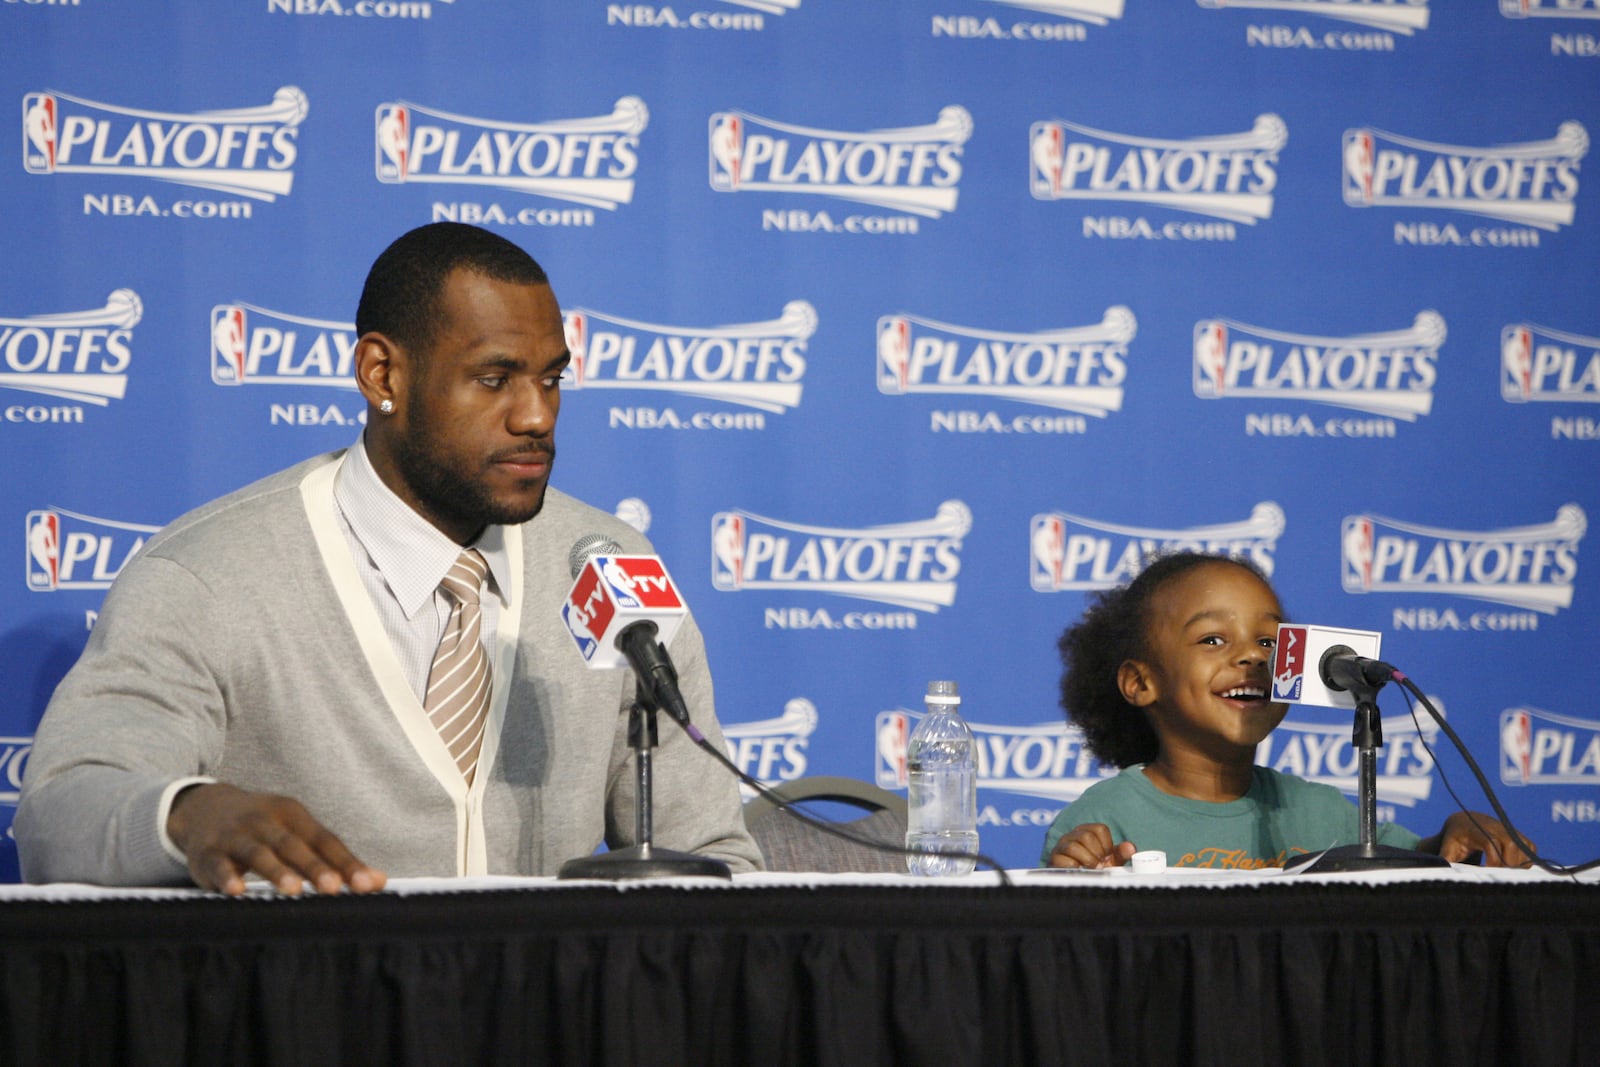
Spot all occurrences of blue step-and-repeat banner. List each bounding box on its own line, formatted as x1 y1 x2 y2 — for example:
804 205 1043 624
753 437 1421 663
3 1 1598 877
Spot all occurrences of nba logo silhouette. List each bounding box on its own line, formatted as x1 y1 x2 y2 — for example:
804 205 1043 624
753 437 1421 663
709 113 743 190
712 513 746 589
1271 625 1307 701
875 710 911 788
26 511 61 590
1195 321 1228 397
1031 515 1066 591
23 93 58 172
564 312 588 387
375 104 410 181
211 305 248 384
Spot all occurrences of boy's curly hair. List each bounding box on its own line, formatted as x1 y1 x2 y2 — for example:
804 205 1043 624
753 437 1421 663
1058 551 1273 768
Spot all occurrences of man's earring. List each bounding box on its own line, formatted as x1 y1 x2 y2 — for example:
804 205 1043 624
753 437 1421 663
379 399 394 414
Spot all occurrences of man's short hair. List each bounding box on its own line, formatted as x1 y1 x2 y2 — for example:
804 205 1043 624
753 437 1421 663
355 222 550 355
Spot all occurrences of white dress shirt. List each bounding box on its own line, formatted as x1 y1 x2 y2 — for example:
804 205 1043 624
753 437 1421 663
332 435 511 702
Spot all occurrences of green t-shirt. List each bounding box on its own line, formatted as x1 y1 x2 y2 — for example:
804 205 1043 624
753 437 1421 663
1039 765 1422 869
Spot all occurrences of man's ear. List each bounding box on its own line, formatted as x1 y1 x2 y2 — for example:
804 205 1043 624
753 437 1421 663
1117 659 1158 708
354 332 404 413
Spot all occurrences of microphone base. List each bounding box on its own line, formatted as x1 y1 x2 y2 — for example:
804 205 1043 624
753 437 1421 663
1283 843 1452 874
558 843 732 881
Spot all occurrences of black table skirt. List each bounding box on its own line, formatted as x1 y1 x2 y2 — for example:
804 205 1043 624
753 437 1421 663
2 881 1597 1067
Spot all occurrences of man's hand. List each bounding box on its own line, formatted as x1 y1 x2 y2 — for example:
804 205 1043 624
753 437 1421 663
167 783 388 896
1048 823 1137 869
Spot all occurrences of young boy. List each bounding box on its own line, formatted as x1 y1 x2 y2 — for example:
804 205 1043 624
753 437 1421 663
1042 552 1533 870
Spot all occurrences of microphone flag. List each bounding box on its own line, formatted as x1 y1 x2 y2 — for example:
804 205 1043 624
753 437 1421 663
563 554 688 669
1272 623 1383 709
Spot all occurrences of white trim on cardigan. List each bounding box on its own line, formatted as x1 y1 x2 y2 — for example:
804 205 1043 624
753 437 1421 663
299 457 524 876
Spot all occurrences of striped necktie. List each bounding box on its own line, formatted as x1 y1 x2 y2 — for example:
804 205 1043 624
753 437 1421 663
425 548 492 784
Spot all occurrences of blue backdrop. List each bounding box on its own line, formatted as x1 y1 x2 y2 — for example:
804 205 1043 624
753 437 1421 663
4 0 1598 877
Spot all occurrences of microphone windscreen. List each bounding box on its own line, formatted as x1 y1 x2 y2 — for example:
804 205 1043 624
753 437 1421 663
568 534 624 578
1318 644 1357 691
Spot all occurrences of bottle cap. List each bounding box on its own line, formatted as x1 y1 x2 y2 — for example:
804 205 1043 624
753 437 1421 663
1130 850 1167 874
925 679 960 705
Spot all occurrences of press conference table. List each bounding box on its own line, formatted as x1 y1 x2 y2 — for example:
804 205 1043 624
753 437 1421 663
1 866 1596 1067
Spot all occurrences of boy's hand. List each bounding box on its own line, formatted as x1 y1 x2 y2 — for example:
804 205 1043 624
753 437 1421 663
1048 823 1138 869
1429 811 1536 868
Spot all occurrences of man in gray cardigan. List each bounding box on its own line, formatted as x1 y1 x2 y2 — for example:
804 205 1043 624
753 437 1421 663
16 223 761 894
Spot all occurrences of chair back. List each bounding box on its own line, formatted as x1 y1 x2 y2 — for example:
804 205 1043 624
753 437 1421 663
743 776 909 874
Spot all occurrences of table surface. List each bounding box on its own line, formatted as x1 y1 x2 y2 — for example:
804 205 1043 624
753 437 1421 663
3 859 1594 901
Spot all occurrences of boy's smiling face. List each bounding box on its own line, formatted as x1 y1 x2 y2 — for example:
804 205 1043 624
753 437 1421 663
1119 561 1290 766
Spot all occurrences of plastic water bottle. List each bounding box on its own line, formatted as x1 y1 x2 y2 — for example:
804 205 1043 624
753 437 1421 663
905 680 978 876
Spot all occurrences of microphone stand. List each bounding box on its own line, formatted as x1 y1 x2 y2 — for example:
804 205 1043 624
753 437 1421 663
1284 674 1449 873
559 639 731 881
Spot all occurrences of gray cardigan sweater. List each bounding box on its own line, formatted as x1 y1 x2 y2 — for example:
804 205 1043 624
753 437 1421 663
16 451 760 884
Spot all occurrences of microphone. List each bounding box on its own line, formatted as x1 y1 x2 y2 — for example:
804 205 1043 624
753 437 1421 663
1271 623 1387 708
557 536 730 881
1319 645 1399 693
1271 625 1455 874
561 535 693 726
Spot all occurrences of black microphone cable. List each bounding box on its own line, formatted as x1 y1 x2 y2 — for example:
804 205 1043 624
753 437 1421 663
1391 669 1598 878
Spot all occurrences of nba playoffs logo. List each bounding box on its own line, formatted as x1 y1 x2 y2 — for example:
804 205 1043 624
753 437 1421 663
562 301 813 412
1342 505 1585 613
712 502 969 612
1194 312 1442 420
875 708 1114 802
1198 0 1430 33
23 87 306 201
211 303 357 388
0 290 140 406
709 106 971 217
1343 122 1586 231
26 508 159 591
375 97 646 210
1030 114 1284 224
1502 707 1600 785
1031 503 1283 592
723 698 817 796
1501 323 1600 403
877 306 1133 417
